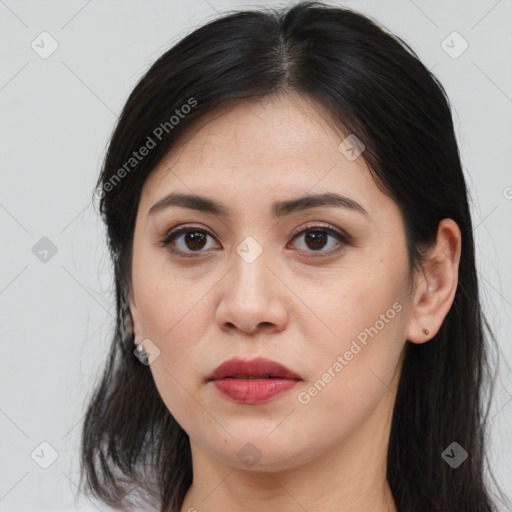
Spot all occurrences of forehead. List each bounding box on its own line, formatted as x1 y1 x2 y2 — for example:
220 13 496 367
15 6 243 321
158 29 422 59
139 93 386 217
160 93 347 169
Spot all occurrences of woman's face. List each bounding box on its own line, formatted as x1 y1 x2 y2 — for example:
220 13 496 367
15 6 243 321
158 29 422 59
129 92 416 472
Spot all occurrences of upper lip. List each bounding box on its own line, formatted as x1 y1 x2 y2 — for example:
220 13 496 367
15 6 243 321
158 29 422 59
209 357 302 380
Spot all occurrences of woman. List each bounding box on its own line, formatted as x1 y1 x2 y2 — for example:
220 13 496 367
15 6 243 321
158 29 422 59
72 2 507 511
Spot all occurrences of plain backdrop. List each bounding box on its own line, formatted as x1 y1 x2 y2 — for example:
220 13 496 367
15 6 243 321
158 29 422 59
0 1 511 511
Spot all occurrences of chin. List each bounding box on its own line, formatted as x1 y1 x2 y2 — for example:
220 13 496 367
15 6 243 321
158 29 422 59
209 436 311 473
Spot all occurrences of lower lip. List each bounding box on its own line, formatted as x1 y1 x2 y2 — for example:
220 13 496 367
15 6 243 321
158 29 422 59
211 378 300 404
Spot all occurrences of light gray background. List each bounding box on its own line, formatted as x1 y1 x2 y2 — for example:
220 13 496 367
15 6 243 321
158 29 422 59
1 1 511 511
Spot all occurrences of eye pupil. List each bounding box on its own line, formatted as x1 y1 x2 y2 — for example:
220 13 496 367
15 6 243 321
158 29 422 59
185 231 207 250
305 230 328 250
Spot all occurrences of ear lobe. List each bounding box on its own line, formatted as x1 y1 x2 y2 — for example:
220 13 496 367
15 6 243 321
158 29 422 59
406 218 461 344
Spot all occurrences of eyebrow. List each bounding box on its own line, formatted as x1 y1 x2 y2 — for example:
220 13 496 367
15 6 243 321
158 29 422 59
149 191 369 218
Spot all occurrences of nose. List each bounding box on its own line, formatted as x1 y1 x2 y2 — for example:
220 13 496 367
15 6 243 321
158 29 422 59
215 245 289 336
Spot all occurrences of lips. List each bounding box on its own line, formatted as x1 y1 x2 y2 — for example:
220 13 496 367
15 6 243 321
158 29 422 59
209 357 302 381
209 357 302 405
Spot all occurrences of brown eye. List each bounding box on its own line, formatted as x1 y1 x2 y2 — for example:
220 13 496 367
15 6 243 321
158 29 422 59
159 226 219 257
303 230 329 250
159 223 349 259
289 224 349 257
180 231 208 251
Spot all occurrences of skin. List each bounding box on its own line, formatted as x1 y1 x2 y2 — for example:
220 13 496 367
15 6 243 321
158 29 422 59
128 92 461 512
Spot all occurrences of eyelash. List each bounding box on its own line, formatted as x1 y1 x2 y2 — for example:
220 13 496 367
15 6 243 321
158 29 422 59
158 223 350 259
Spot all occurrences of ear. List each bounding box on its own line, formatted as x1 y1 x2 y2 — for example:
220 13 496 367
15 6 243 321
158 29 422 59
406 218 462 343
127 281 142 341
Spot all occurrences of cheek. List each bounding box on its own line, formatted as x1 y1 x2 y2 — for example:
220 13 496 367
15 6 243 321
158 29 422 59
295 260 407 413
133 252 221 352
303 256 407 347
131 257 215 406
132 241 214 339
136 280 214 432
136 281 213 379
294 304 405 449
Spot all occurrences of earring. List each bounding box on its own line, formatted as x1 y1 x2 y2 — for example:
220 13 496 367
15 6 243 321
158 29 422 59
423 328 430 335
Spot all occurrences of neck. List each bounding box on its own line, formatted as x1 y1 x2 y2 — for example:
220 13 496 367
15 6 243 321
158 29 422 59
180 461 397 512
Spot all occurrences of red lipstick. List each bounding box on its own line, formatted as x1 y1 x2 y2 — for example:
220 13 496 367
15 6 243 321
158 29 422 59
209 357 302 405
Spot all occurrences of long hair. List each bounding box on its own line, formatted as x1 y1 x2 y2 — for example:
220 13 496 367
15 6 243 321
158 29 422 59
79 3 507 511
